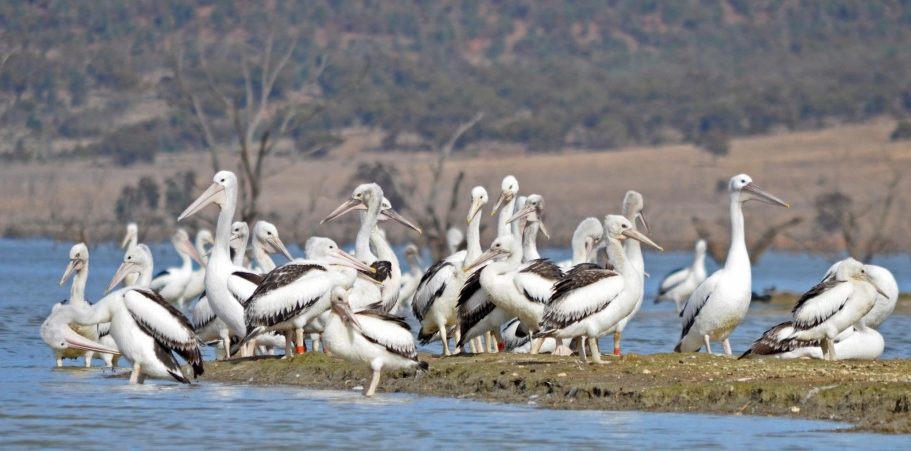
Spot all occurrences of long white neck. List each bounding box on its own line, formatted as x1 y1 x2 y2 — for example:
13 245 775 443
179 249 193 271
465 211 483 265
497 196 517 238
606 237 631 275
692 247 706 273
570 231 586 266
70 264 89 305
623 219 644 276
522 222 540 261
211 193 236 265
136 258 154 288
725 193 749 272
231 237 248 267
356 202 380 263
252 240 275 272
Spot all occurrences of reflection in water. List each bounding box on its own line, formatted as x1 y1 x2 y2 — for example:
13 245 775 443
1 239 909 448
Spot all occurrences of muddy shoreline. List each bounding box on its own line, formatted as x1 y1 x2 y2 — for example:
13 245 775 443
202 352 911 433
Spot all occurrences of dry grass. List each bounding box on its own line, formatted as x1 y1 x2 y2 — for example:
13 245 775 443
1 117 909 251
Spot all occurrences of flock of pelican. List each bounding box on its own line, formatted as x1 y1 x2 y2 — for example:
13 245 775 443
41 170 900 396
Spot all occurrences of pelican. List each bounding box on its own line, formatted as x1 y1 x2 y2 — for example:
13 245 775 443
230 221 250 267
180 229 214 306
121 222 139 286
531 215 662 362
446 227 464 254
322 287 428 397
396 244 424 315
608 191 649 356
675 174 789 356
656 239 708 312
150 229 204 308
251 220 293 273
557 217 603 272
70 244 204 383
41 302 121 365
501 318 556 353
238 238 374 353
178 171 261 358
741 260 895 360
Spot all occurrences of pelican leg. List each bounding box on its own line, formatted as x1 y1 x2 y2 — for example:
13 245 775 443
84 351 95 368
453 327 462 355
102 352 114 368
55 352 63 367
613 331 622 356
553 339 573 356
468 338 478 354
282 330 294 357
530 337 546 355
221 330 232 360
578 337 588 361
722 339 733 357
703 335 714 355
129 363 141 384
588 337 606 364
822 338 836 361
296 328 306 354
493 330 504 353
365 370 382 397
486 331 495 353
440 324 451 356
311 334 321 353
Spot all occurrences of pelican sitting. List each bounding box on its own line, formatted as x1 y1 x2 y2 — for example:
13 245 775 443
322 287 428 397
41 302 121 365
675 174 789 356
656 239 708 312
532 215 662 362
150 229 204 308
180 229 214 306
121 222 139 286
71 244 204 383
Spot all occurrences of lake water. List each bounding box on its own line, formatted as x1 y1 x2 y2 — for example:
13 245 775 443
2 239 909 449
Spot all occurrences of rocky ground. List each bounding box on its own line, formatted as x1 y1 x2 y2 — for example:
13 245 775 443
202 352 911 433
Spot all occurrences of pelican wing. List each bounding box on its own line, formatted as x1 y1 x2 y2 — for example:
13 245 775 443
124 289 203 378
514 259 563 304
191 293 216 331
502 318 531 351
150 270 172 291
541 268 621 329
457 268 495 337
678 271 721 339
412 259 455 321
356 312 418 360
739 321 820 358
791 279 852 330
244 263 331 328
657 266 689 296
228 270 265 306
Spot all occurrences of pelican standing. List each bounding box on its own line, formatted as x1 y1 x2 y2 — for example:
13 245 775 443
322 287 428 397
150 229 204 308
675 174 789 356
656 239 708 312
607 191 649 356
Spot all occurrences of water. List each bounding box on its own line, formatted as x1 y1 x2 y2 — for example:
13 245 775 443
2 239 909 449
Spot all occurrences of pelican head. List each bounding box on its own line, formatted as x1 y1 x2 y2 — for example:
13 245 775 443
622 191 649 233
329 287 362 332
574 217 604 262
60 242 89 286
107 244 153 293
254 221 293 261
835 257 889 298
491 175 519 216
173 228 205 265
603 215 663 251
322 184 420 234
404 243 423 267
178 170 237 221
508 193 550 239
729 174 789 208
196 229 214 250
466 186 489 224
121 223 138 249
230 221 250 248
305 236 376 275
447 227 464 253
43 303 121 355
464 235 518 272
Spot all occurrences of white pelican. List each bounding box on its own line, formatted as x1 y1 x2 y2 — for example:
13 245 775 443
322 287 428 397
150 229 204 308
741 260 894 360
656 239 708 312
557 217 603 272
411 186 488 355
501 318 556 353
251 220 293 273
446 227 464 254
45 243 107 367
531 215 662 362
178 171 261 358
608 191 649 356
238 238 374 352
121 222 139 286
180 229 214 306
675 174 789 356
230 221 250 267
41 302 121 366
71 244 204 383
395 244 424 315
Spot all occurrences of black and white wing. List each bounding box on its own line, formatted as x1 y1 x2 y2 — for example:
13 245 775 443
124 289 204 380
244 262 332 328
356 310 419 360
541 267 621 330
657 266 689 297
149 269 173 292
191 292 216 332
513 259 563 304
228 270 265 306
411 259 455 322
738 321 820 359
791 278 852 331
456 268 495 345
678 270 722 340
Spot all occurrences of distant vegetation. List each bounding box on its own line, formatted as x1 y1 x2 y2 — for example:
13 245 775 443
2 1 911 163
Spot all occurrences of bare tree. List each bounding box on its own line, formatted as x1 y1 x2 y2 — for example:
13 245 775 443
170 33 328 222
691 215 803 264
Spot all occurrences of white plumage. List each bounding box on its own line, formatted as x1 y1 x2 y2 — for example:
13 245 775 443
656 239 708 313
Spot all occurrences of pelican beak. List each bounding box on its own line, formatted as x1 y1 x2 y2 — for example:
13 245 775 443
381 207 423 234
538 221 551 240
864 274 888 298
636 211 650 233
179 182 226 221
743 182 789 208
321 198 361 224
64 332 121 355
178 236 206 266
59 259 81 286
584 238 595 262
327 249 375 274
621 228 663 251
120 232 133 249
490 190 514 216
331 297 362 332
106 261 139 293
464 247 509 272
466 198 484 224
268 236 294 261
506 203 536 224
